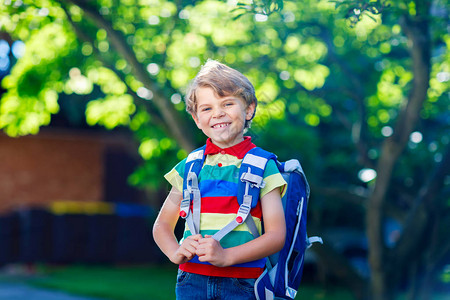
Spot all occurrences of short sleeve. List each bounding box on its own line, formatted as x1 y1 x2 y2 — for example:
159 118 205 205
260 159 287 198
164 158 187 193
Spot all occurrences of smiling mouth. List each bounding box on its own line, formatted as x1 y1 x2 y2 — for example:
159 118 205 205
212 123 230 129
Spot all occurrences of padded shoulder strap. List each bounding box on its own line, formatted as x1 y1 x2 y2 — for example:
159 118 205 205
238 147 277 208
183 145 206 190
180 145 206 236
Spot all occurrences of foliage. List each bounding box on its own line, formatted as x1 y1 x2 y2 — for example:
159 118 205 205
232 0 284 18
332 0 390 26
0 0 449 299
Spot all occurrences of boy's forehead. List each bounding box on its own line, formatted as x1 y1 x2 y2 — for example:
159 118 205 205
196 86 242 103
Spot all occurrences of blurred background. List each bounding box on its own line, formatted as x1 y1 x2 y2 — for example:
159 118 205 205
0 0 448 299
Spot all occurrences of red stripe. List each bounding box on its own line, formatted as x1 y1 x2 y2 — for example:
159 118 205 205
190 196 262 218
201 196 239 213
180 262 264 279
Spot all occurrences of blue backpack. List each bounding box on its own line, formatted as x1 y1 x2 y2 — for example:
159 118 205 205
180 146 322 299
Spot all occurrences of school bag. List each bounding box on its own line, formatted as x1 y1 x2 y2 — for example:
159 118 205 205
180 145 322 300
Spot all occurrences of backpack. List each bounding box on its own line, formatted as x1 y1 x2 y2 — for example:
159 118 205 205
180 145 322 299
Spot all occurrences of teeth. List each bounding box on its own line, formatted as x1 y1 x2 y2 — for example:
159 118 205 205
213 123 229 128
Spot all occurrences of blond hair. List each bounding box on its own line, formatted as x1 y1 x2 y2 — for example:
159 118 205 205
185 60 257 128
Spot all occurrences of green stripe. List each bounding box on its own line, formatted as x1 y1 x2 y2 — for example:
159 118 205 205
171 156 279 187
263 159 280 177
183 230 255 249
199 165 240 183
173 158 187 178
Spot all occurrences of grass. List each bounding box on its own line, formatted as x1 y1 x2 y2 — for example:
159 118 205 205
17 263 449 300
31 264 179 300
295 284 355 300
1 263 355 300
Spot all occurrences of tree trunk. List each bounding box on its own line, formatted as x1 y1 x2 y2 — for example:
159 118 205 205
366 1 431 299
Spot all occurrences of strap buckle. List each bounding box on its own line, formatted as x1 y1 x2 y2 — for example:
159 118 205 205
186 171 199 193
235 195 252 224
181 170 199 219
240 172 265 188
179 191 191 219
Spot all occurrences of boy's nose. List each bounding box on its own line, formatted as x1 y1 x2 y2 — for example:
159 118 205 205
213 108 225 118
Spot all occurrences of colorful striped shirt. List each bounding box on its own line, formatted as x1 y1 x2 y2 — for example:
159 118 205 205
164 137 286 278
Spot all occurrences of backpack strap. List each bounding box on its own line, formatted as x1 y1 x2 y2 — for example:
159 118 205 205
280 159 310 199
212 147 277 241
179 145 206 236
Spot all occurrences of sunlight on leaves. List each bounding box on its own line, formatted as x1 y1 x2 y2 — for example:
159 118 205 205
0 22 76 136
86 94 135 129
65 68 93 95
257 76 280 102
293 65 330 90
354 12 381 41
304 113 320 126
188 1 251 46
87 66 127 95
376 69 408 106
139 138 159 160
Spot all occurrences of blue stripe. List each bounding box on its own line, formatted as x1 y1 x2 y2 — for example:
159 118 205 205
199 180 238 198
189 255 266 268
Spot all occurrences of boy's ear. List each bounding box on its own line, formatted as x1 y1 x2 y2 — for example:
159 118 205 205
191 113 202 129
246 102 256 121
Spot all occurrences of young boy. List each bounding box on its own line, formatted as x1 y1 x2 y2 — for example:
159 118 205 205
152 60 286 299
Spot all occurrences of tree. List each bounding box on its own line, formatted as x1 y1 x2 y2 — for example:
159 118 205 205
239 1 449 298
327 1 449 299
1 0 448 299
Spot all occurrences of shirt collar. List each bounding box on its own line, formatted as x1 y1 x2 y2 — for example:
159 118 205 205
204 137 256 159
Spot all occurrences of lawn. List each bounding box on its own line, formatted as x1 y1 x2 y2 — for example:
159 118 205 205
16 264 355 300
2 263 447 300
31 264 178 300
7 265 442 300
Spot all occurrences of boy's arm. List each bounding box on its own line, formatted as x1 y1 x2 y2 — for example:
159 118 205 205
152 187 202 265
196 187 286 267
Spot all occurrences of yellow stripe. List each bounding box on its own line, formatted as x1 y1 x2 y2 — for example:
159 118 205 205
204 154 242 167
164 169 183 192
261 173 287 198
199 213 262 233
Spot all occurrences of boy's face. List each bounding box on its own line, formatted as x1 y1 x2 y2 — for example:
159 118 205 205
192 86 255 149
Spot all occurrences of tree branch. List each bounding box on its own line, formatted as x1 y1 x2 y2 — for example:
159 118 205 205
61 0 196 151
61 3 167 131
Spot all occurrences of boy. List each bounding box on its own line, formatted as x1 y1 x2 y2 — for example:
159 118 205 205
152 60 286 299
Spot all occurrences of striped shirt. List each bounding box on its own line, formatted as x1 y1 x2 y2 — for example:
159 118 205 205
164 137 286 278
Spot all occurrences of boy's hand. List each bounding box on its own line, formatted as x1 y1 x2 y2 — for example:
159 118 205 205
170 234 202 265
196 235 230 267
